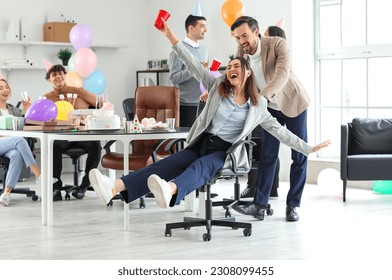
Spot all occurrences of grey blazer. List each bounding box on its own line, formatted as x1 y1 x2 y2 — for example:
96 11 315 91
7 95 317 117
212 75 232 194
172 42 312 170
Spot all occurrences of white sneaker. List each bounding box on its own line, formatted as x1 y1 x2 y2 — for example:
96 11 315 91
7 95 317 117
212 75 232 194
147 174 172 208
0 192 10 206
89 169 115 205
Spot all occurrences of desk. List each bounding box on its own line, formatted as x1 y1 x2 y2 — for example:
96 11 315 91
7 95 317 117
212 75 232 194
1 128 189 230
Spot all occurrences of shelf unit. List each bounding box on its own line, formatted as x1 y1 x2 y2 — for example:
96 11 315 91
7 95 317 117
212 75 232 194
0 40 127 77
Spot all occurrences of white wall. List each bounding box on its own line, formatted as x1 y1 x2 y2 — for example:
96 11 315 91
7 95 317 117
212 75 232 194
1 0 320 181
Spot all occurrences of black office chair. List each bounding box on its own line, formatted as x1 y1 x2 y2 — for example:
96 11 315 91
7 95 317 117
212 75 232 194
165 135 272 241
60 146 88 200
0 154 39 202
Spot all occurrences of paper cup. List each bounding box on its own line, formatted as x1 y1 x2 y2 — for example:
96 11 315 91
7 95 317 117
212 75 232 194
210 58 222 71
154 9 170 30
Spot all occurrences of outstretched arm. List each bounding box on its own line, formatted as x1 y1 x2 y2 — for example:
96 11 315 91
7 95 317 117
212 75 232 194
158 18 179 45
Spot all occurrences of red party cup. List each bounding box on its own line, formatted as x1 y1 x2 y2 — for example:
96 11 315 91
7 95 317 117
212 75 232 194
154 9 171 30
210 58 222 71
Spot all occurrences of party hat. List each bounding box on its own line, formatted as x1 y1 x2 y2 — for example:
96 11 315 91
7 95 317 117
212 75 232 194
42 58 54 72
132 114 142 133
192 0 203 16
275 17 285 29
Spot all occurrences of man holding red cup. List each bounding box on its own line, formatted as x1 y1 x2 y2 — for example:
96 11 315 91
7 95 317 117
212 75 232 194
168 14 208 128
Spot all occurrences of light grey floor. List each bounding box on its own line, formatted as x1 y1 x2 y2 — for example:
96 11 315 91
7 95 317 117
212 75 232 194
1 172 392 261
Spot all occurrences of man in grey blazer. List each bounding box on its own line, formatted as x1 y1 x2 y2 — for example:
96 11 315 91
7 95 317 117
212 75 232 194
230 16 310 222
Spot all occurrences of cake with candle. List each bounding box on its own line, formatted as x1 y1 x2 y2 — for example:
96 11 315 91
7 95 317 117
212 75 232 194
86 102 121 129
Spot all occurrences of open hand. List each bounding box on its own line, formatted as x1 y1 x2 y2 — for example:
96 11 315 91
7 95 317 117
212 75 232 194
311 140 332 153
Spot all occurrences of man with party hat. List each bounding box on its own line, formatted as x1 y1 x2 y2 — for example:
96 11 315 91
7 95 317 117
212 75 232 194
43 63 103 201
169 0 209 128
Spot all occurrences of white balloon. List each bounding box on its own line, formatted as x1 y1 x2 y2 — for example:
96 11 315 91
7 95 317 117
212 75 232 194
317 168 341 188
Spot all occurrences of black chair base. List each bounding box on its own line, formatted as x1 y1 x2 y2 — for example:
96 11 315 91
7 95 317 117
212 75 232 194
165 183 252 242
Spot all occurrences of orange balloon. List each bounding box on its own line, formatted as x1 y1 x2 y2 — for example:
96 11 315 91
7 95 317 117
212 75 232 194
65 71 83 87
221 0 245 27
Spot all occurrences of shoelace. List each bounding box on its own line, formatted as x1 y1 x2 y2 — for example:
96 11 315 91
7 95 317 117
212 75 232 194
240 187 252 197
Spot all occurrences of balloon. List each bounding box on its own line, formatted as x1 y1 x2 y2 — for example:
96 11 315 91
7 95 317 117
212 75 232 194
68 55 75 71
200 71 223 93
65 71 83 87
84 70 107 95
69 24 93 50
221 0 245 27
373 180 392 194
74 48 97 78
317 168 341 188
55 101 74 121
25 99 58 122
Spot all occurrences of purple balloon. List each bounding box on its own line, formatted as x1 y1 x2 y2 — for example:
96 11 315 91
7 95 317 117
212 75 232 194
69 24 93 50
25 99 58 122
200 71 223 93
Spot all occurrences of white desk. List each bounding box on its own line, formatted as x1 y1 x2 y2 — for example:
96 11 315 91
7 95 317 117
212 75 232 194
1 128 189 230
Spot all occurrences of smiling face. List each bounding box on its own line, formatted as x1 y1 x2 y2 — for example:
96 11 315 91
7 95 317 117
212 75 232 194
0 80 10 103
226 59 249 87
232 23 259 55
48 71 66 89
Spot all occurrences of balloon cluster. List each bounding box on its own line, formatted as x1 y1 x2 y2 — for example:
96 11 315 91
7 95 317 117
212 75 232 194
67 24 107 95
221 0 245 27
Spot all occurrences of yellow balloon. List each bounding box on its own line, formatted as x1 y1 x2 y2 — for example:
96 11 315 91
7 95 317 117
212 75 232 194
65 71 83 87
221 0 245 27
55 101 74 120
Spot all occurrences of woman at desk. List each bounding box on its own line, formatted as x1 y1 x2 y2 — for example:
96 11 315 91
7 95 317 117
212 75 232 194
0 79 41 206
88 18 331 218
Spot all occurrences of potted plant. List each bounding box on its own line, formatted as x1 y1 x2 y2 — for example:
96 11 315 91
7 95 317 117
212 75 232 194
161 59 168 69
57 48 72 66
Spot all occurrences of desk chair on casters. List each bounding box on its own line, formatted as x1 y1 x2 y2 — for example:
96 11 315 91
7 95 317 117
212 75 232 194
165 136 272 241
0 156 39 201
60 147 88 200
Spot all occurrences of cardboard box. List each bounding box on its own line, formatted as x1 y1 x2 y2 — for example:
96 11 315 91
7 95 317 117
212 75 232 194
43 22 76 42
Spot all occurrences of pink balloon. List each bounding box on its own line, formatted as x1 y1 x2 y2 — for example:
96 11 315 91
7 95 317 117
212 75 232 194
25 99 58 122
74 48 97 78
70 24 93 50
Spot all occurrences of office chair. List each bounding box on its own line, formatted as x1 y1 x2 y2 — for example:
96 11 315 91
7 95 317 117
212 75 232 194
165 135 273 241
59 146 88 200
0 139 39 201
101 86 180 208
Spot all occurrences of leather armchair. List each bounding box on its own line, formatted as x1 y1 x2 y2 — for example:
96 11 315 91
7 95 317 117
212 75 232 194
341 118 392 202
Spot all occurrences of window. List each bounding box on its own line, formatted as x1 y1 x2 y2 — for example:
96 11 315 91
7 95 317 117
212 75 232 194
315 0 392 158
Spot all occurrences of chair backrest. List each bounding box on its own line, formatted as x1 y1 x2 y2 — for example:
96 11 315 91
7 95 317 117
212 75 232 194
122 98 135 121
134 86 180 125
133 86 180 155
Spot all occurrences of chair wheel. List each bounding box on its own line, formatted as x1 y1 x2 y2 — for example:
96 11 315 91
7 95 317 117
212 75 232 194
139 202 145 209
65 194 70 200
165 229 172 237
243 228 252 237
184 227 191 230
225 210 231 218
202 233 211 241
107 200 113 206
266 204 274 216
32 194 39 201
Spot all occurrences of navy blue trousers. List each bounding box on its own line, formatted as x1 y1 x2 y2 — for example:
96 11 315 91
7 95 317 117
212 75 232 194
254 108 308 207
120 134 231 206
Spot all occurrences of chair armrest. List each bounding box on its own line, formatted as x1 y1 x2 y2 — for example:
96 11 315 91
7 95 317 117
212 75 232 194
226 139 256 173
340 124 349 180
102 140 117 153
151 138 187 162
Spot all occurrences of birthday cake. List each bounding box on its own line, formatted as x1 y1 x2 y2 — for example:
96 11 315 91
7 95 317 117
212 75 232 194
86 102 121 129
